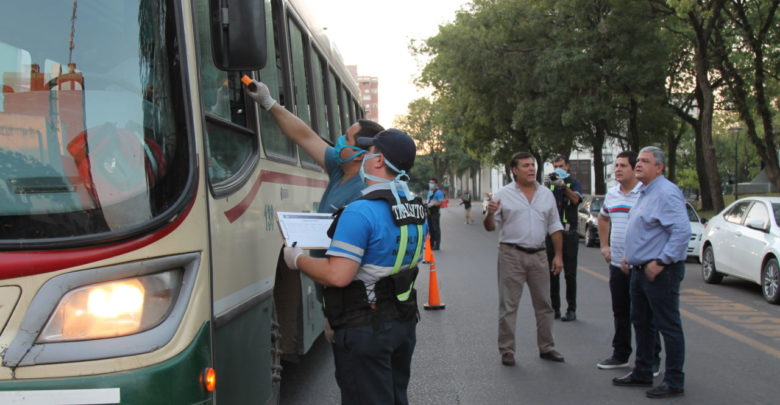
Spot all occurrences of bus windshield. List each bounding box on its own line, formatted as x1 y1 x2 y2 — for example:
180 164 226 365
0 0 189 245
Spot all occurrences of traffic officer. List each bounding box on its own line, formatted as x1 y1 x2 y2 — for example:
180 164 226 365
545 154 583 321
283 129 427 405
426 178 444 250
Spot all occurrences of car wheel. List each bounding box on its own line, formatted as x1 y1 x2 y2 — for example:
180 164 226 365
702 245 723 284
762 257 780 304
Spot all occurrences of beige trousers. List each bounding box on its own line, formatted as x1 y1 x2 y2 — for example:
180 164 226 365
497 244 556 355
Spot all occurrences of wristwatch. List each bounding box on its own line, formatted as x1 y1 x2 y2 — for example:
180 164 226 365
653 258 666 267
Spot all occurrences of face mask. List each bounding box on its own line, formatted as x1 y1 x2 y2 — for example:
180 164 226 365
554 167 570 180
360 153 413 208
335 135 365 164
429 183 436 190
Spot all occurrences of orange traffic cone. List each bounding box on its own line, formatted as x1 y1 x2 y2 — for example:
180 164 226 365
423 235 433 264
423 252 446 310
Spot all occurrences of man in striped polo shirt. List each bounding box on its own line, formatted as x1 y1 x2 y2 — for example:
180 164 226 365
596 151 661 372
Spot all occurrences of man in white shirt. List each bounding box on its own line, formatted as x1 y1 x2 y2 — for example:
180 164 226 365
483 151 565 366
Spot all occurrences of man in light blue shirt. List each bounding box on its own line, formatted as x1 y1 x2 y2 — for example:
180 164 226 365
612 146 690 399
597 151 661 373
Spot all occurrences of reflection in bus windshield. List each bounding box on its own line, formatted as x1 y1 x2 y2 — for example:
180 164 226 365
0 0 188 242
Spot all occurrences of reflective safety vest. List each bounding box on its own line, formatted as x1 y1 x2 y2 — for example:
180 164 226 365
323 189 427 329
549 183 578 225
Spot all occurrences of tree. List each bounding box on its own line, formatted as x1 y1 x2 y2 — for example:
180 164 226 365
651 0 728 212
714 0 780 191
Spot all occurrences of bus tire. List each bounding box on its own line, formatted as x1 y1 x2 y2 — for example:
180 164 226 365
267 306 282 405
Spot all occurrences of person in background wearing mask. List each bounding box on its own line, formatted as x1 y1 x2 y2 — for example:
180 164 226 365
283 129 427 404
460 189 473 224
544 155 583 321
426 178 444 250
246 79 384 343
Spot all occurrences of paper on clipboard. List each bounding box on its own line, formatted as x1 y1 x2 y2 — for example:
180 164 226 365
276 212 334 249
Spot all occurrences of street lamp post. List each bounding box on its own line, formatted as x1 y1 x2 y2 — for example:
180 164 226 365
730 126 743 200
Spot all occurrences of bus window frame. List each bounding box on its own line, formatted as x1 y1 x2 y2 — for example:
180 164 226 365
203 112 262 198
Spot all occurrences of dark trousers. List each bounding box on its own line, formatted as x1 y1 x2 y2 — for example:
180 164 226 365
332 319 417 405
630 262 685 389
548 231 578 312
609 265 662 363
428 210 441 249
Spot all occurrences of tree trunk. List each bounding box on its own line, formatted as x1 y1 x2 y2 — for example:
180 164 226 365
696 75 724 212
628 98 640 152
690 5 725 212
695 115 713 210
592 121 607 195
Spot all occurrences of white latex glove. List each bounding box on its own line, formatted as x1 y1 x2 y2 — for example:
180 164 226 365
552 177 566 188
283 246 304 270
245 80 277 111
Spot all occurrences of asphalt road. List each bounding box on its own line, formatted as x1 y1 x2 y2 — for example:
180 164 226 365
280 202 780 404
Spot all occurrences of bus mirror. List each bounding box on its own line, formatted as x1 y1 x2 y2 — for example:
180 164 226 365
209 0 268 71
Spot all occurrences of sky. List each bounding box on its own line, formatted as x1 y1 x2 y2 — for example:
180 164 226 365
305 0 470 127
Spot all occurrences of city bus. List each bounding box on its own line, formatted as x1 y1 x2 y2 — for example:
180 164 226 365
0 0 363 403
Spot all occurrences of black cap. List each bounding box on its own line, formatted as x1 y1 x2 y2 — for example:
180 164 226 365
357 128 417 171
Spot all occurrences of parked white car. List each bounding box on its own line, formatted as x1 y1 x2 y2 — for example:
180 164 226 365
686 202 706 262
699 196 780 304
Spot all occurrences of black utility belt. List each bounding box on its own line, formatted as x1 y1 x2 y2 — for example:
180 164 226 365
633 261 682 270
501 243 545 254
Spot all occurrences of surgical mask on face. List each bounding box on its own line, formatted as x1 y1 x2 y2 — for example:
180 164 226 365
335 135 366 164
429 183 436 190
359 153 413 209
554 167 570 180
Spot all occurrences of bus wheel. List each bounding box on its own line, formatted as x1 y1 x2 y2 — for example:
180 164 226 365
267 307 282 405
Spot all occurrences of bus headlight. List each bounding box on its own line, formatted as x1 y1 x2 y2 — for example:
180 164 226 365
38 270 182 342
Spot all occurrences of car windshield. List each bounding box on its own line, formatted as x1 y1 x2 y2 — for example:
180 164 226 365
590 197 603 212
686 204 699 222
0 0 189 245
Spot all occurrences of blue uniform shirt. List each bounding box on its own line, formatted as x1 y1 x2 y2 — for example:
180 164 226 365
326 183 429 302
624 175 691 266
318 146 366 214
426 188 444 205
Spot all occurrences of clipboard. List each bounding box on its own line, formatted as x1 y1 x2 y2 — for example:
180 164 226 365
276 212 334 249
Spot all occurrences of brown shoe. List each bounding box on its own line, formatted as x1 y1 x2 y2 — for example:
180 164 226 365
501 352 515 366
539 350 565 362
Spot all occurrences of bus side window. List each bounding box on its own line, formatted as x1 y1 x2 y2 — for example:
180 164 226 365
258 0 295 162
194 1 257 185
287 17 318 169
310 49 329 142
337 85 349 135
326 70 342 142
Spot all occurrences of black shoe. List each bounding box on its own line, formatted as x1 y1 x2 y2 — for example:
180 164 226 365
539 350 565 362
554 310 561 319
561 311 576 322
612 373 652 387
646 384 684 398
597 356 630 369
501 352 515 366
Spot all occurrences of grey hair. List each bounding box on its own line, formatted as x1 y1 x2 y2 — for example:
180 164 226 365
639 146 665 166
